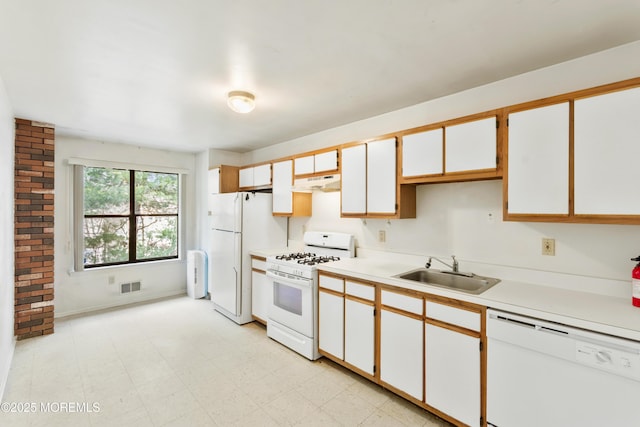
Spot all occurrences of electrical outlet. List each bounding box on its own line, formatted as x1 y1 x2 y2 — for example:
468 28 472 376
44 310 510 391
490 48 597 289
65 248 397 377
542 238 555 256
108 275 115 285
378 230 386 243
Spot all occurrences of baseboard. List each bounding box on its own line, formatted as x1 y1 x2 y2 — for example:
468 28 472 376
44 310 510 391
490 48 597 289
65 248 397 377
55 289 187 319
0 336 16 403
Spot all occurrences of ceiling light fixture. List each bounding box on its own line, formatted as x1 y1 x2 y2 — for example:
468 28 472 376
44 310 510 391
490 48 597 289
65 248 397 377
227 90 256 114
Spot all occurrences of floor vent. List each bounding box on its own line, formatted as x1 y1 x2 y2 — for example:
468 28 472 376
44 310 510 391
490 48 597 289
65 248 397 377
120 282 142 294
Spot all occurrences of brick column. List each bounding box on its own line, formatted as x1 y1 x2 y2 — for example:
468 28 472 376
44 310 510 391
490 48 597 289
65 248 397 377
14 118 54 340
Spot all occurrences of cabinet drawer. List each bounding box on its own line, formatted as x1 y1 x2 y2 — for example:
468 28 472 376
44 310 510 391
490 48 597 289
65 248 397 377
251 258 267 271
345 280 375 301
426 301 480 332
381 290 423 315
319 275 344 293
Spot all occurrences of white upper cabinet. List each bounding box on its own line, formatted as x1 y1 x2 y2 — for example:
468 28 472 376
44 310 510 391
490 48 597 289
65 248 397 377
239 167 253 188
272 160 293 214
402 128 443 178
341 139 399 216
314 150 338 173
294 155 314 175
239 164 272 189
507 102 570 215
294 150 338 176
574 86 640 215
367 138 397 214
445 116 497 173
253 164 271 187
341 144 367 215
208 168 220 195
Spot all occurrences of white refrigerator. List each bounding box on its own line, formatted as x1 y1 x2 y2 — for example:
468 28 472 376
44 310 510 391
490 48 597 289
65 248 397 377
209 192 287 324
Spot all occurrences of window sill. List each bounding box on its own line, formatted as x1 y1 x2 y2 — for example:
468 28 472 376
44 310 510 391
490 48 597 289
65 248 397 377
67 258 185 276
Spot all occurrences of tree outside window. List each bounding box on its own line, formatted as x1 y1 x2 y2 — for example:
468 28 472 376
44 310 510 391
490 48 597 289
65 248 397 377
83 167 179 267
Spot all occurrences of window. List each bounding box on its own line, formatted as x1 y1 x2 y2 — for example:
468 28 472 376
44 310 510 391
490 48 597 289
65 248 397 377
82 167 179 268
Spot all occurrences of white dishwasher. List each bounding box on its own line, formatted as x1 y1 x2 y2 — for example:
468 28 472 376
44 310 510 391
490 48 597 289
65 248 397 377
486 309 640 427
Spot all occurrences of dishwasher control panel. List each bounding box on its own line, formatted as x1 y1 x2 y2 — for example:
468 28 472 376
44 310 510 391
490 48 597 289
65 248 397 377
575 341 640 381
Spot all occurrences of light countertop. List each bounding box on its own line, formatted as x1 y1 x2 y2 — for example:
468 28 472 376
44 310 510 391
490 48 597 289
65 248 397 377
318 258 640 342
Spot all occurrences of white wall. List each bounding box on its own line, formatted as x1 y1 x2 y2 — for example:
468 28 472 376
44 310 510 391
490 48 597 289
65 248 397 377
54 137 197 317
0 75 15 400
243 40 640 289
290 182 640 283
247 40 640 164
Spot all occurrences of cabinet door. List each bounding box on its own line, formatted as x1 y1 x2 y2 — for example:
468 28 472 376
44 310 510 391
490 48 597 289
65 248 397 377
574 86 640 215
425 323 480 427
318 290 344 359
367 138 396 214
208 168 220 195
294 155 314 175
208 168 220 214
344 298 375 375
445 116 496 173
380 309 423 400
239 167 253 188
251 270 270 322
341 144 367 215
507 102 569 215
315 150 338 173
272 160 293 214
253 164 272 187
402 128 443 178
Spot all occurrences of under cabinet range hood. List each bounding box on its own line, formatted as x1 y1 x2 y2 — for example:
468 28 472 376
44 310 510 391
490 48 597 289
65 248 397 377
291 174 341 192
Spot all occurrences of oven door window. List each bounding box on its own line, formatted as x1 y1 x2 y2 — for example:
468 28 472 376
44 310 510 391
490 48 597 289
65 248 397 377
273 281 303 316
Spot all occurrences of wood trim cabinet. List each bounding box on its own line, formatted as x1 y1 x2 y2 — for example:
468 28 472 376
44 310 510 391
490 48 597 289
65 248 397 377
318 272 486 427
293 148 339 177
208 165 239 195
505 101 570 217
504 77 640 224
399 111 503 185
272 159 312 217
239 163 272 190
250 256 269 325
424 298 484 427
318 274 376 379
379 289 424 402
340 139 416 219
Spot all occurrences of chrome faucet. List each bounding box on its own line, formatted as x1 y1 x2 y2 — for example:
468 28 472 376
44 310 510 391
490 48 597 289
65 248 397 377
426 255 459 273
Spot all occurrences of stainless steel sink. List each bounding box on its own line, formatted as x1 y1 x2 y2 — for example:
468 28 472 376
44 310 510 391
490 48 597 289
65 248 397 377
394 268 500 294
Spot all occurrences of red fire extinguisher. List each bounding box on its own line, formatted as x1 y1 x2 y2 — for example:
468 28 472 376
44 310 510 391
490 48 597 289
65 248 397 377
632 256 640 307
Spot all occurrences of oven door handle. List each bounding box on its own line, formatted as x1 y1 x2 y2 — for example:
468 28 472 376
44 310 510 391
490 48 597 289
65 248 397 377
266 271 312 289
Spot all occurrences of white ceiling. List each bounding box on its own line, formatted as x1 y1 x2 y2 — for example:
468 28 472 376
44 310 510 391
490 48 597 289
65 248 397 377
1 1 640 153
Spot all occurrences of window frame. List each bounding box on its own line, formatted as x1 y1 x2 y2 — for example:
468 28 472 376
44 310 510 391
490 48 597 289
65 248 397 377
81 167 180 269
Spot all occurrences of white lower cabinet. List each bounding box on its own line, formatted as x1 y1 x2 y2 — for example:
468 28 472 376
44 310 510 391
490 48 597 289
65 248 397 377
344 298 375 375
251 270 270 323
425 323 481 427
380 309 423 400
318 289 344 359
317 275 485 426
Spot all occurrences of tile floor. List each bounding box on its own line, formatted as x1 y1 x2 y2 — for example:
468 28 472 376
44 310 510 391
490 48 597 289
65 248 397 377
1 296 453 426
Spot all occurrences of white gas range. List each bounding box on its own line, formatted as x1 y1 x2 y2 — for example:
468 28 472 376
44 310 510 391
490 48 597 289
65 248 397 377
266 231 355 360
